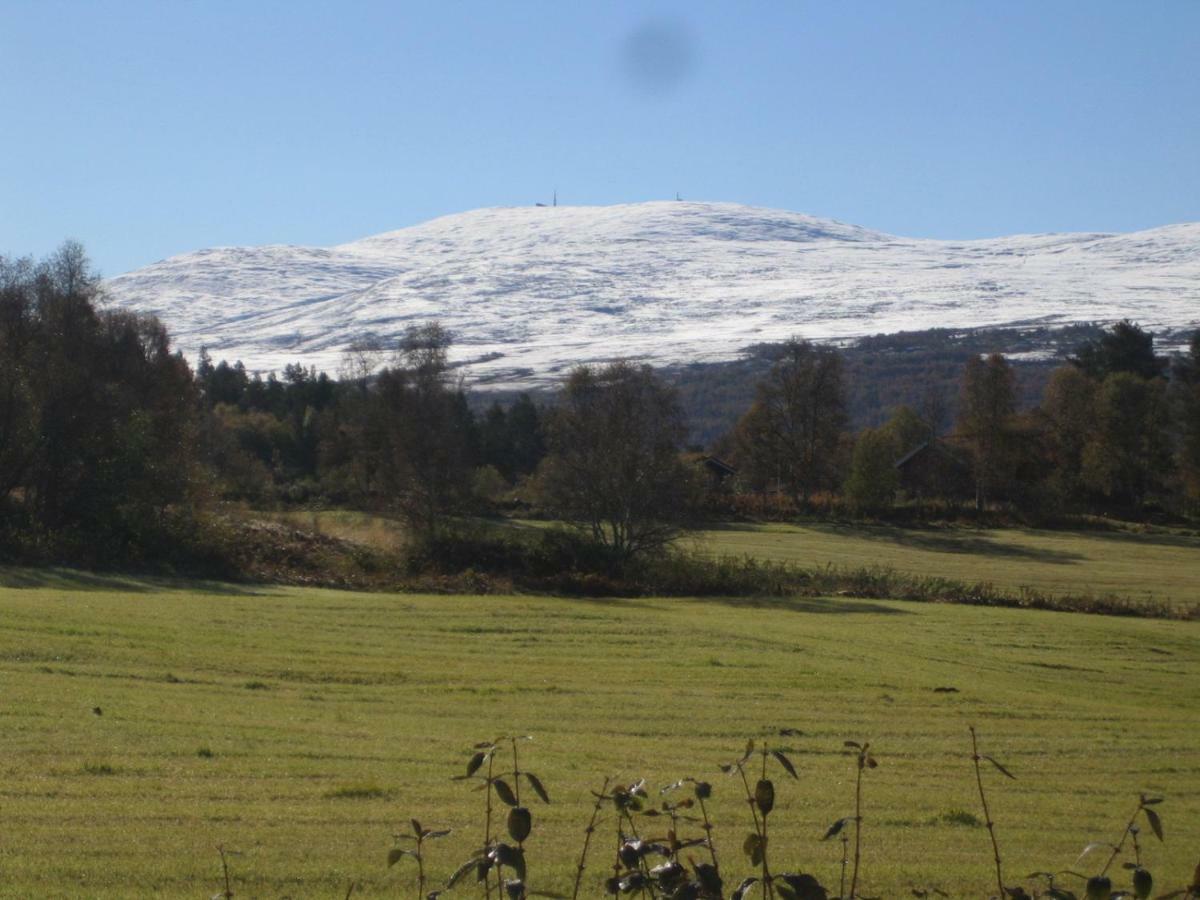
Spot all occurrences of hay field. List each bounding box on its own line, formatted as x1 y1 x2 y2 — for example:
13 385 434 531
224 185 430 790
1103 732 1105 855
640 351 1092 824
1 569 1197 897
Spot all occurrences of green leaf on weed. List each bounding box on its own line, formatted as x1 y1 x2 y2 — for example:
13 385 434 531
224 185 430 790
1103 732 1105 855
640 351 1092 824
771 749 798 779
466 751 487 777
984 755 1016 779
524 771 550 803
822 818 847 840
493 779 518 806
1143 806 1164 841
507 807 532 842
754 779 775 816
446 857 482 889
742 832 763 865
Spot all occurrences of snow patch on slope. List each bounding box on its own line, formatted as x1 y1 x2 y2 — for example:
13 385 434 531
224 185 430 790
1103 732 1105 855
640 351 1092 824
105 202 1200 387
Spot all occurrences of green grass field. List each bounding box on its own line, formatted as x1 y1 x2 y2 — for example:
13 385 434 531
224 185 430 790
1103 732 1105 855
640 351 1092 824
695 522 1200 609
1 567 1198 897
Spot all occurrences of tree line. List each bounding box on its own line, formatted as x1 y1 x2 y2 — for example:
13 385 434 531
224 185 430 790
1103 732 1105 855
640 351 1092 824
721 321 1200 519
0 244 196 562
2 243 1199 569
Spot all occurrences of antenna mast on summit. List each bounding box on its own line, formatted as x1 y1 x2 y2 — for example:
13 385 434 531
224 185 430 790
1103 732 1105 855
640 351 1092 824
553 189 557 207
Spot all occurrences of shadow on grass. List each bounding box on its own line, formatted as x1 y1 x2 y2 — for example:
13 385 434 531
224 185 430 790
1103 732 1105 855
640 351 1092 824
705 519 1200 557
811 522 1200 560
0 566 263 596
1065 529 1200 550
699 521 775 533
856 529 1085 563
522 587 907 615
724 521 1088 565
688 593 910 615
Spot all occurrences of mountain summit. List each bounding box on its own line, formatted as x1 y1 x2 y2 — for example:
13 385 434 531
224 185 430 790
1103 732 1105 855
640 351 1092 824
106 201 1200 385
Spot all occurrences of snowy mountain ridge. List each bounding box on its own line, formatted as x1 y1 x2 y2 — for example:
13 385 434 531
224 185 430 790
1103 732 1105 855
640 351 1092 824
105 201 1200 386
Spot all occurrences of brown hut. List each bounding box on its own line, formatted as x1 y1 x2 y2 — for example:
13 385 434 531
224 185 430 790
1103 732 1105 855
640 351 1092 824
894 440 972 501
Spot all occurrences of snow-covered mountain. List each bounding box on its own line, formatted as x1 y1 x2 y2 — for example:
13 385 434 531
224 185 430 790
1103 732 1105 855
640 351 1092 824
105 202 1200 386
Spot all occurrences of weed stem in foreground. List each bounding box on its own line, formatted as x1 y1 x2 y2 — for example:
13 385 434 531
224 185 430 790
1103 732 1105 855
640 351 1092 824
1101 807 1140 877
694 782 720 874
215 845 234 900
736 761 770 899
851 756 863 899
970 726 1006 898
572 777 610 900
846 740 876 900
485 751 496 900
839 832 849 900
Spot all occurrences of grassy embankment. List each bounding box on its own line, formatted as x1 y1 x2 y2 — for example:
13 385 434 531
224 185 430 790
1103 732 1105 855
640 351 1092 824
1 565 1197 897
269 510 1200 612
694 521 1200 610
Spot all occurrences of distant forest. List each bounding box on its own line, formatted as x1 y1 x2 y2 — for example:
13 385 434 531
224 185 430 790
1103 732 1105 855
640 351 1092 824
3 243 1200 572
670 324 1100 445
478 323 1195 446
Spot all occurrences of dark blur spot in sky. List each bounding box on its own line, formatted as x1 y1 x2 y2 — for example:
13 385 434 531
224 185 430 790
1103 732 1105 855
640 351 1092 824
621 19 695 94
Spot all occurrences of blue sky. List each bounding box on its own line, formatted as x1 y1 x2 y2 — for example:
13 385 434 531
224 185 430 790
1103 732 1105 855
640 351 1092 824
2 0 1198 276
